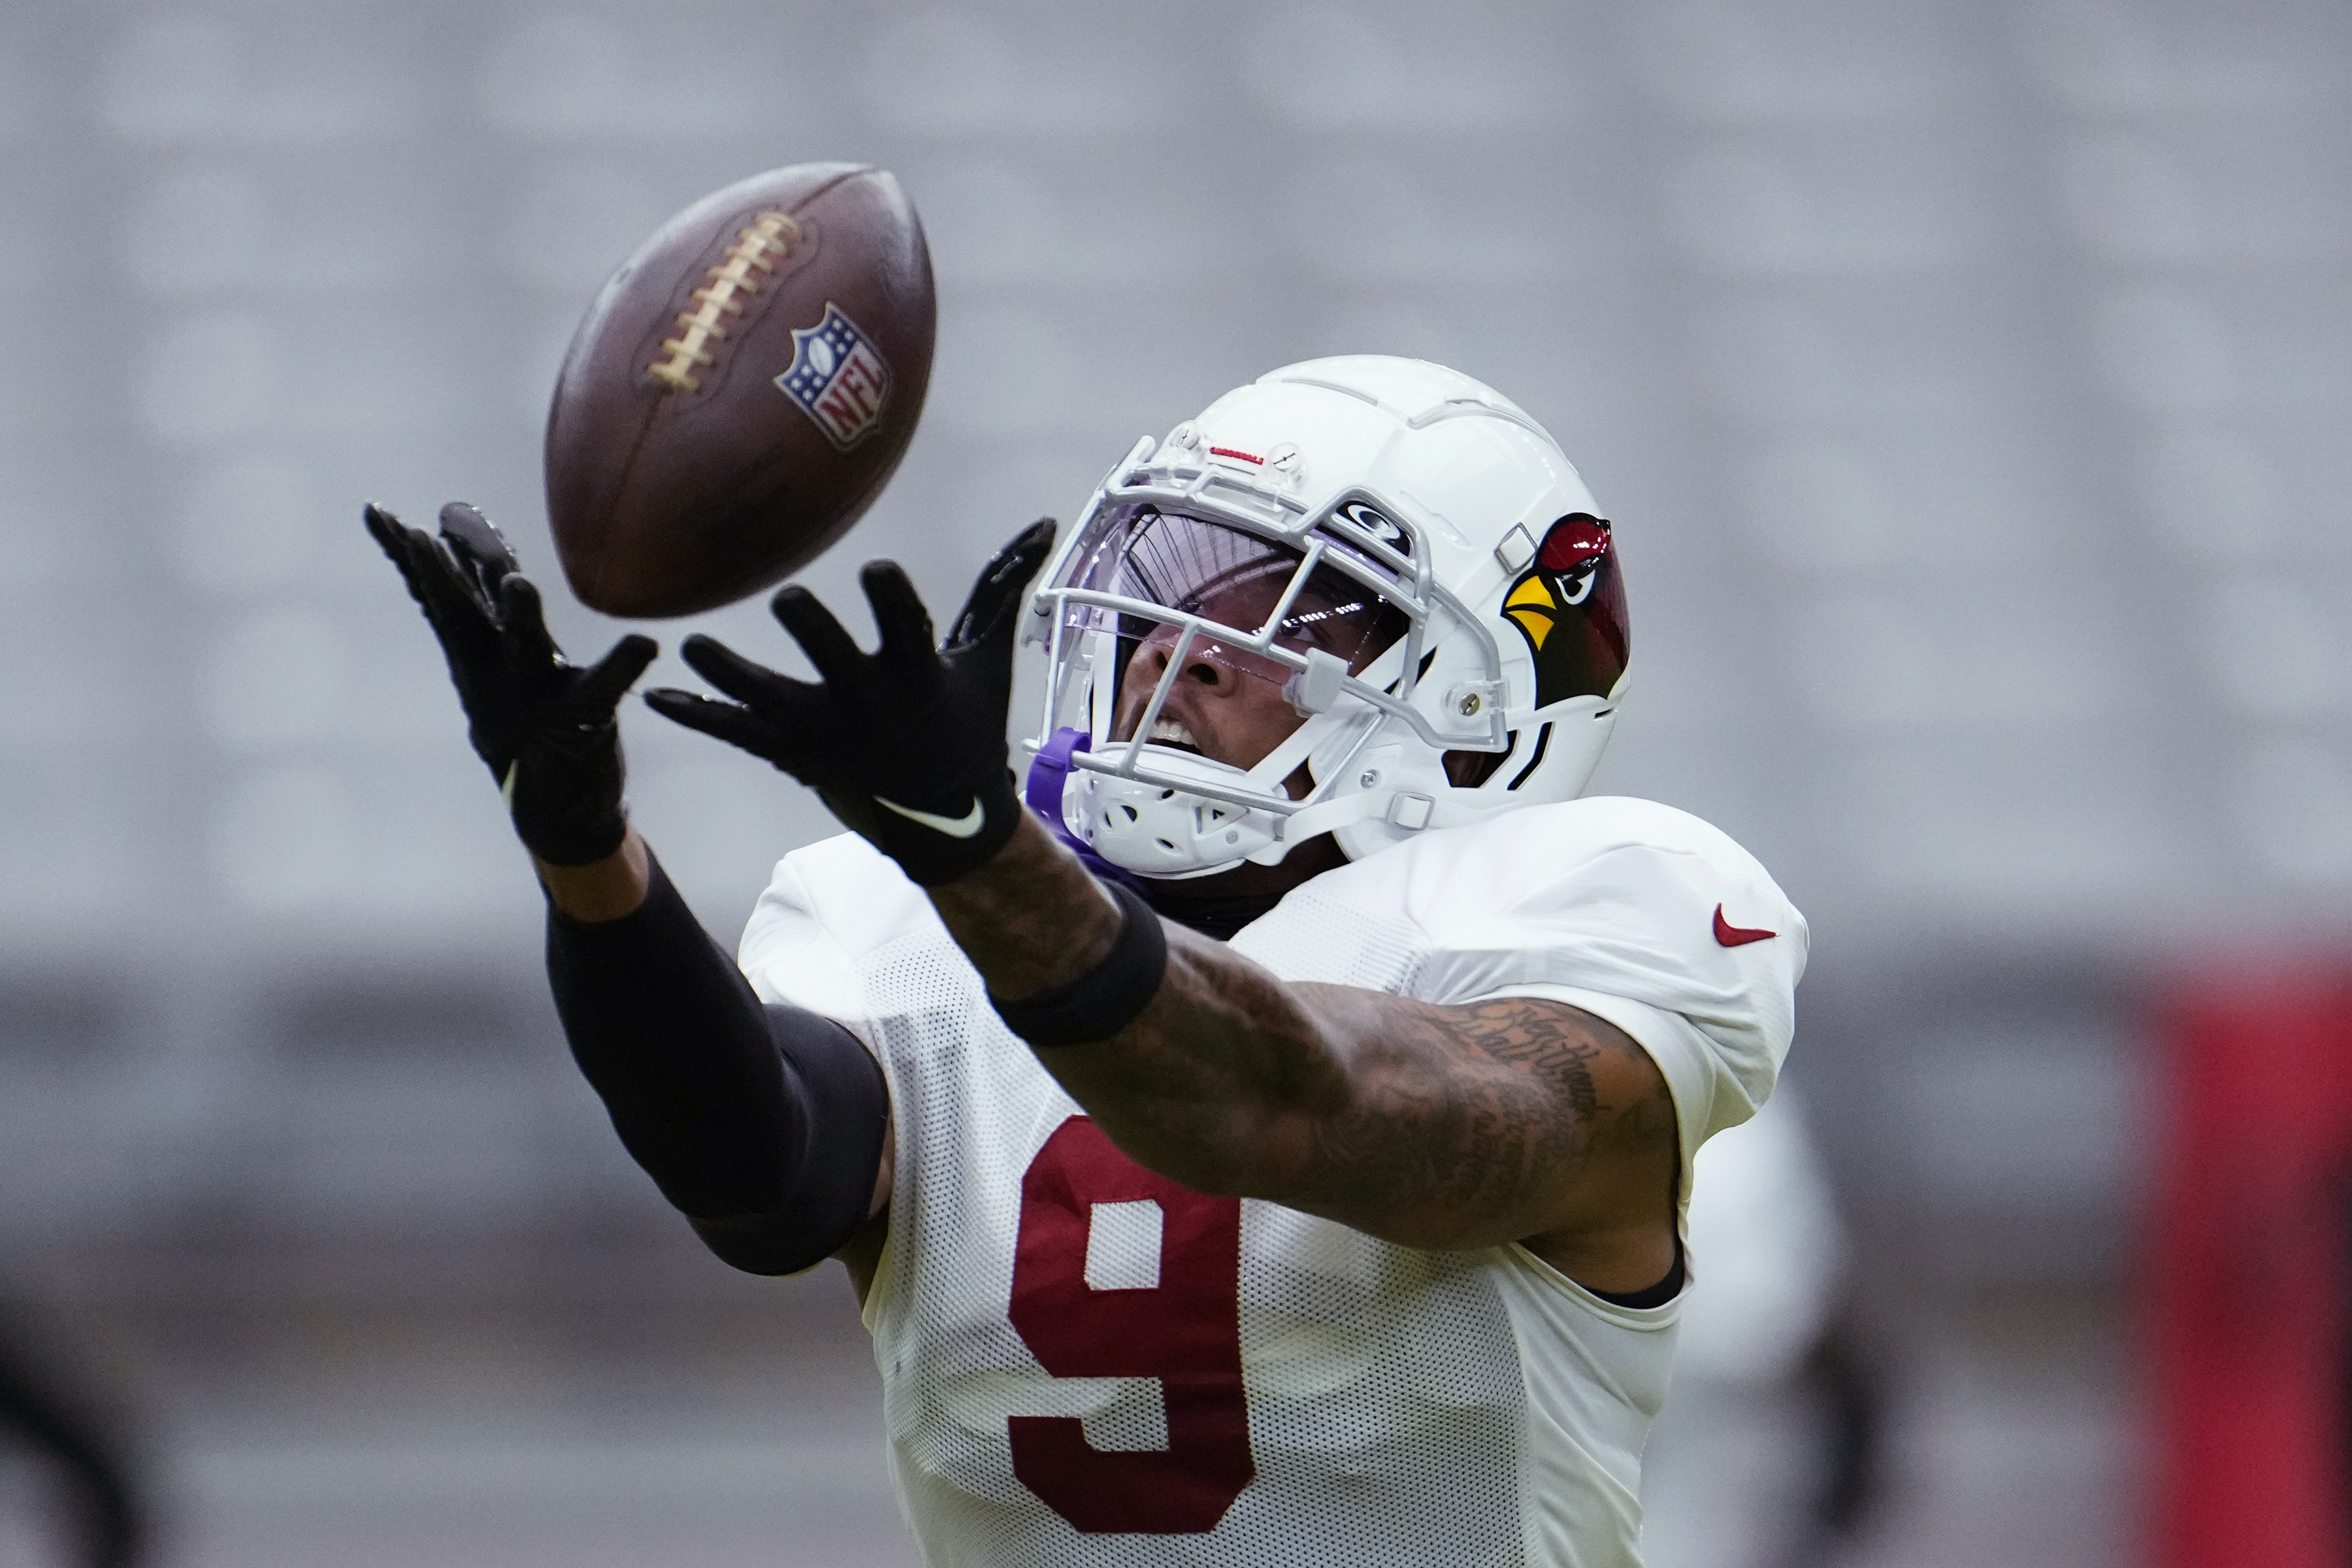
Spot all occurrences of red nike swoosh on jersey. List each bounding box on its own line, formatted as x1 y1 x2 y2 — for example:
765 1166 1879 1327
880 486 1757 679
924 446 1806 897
1713 906 1775 947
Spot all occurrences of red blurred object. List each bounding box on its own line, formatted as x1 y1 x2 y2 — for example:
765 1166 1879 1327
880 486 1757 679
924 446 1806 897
2152 966 2352 1568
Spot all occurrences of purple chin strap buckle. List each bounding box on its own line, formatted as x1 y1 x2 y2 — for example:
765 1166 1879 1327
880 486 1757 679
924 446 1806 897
1024 727 1147 893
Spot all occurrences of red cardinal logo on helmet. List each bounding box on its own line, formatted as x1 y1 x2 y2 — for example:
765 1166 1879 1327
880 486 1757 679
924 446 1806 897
1501 514 1630 708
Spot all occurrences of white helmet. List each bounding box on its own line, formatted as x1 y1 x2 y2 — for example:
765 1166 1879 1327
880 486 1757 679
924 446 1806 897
1019 355 1630 878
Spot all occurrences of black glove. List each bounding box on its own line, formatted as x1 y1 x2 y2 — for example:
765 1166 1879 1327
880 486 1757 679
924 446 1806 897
366 501 658 866
645 519 1056 887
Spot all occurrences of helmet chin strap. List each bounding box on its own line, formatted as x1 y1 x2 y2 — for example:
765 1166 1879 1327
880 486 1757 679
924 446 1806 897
1069 744 1288 878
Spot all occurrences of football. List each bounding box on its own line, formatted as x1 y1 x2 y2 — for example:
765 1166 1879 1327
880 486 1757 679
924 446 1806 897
544 163 935 618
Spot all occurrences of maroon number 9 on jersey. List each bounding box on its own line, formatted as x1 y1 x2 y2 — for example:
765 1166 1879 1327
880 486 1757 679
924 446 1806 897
1007 1116 1256 1533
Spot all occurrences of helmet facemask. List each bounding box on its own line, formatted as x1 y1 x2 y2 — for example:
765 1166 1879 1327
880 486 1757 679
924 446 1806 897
1024 451 1511 878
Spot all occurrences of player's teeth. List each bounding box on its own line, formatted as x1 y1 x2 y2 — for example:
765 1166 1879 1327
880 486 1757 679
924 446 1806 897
1149 719 1196 747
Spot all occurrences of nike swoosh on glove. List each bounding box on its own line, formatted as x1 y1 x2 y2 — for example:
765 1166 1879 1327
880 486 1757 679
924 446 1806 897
367 501 657 866
644 519 1056 887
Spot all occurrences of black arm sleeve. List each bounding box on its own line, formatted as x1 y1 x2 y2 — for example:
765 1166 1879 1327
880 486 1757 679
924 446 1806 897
544 851 890 1275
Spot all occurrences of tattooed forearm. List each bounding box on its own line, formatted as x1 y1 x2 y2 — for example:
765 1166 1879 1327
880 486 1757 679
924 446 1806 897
1265 994 1676 1248
1034 955 1678 1255
927 817 1124 1000
928 815 1679 1264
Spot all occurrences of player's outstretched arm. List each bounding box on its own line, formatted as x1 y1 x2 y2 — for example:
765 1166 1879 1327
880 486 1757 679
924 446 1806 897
367 504 891 1279
542 834 892 1278
932 813 1679 1291
644 524 1676 1292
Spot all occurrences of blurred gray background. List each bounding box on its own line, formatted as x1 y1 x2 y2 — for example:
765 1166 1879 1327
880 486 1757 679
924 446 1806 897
0 1 2346 1563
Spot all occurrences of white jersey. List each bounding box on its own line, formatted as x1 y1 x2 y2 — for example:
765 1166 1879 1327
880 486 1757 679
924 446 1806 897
737 796 1807 1568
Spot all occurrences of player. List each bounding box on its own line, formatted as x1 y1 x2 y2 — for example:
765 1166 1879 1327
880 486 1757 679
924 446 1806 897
369 357 1806 1565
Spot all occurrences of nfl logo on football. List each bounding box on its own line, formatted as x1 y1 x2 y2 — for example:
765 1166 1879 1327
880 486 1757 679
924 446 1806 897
776 302 892 449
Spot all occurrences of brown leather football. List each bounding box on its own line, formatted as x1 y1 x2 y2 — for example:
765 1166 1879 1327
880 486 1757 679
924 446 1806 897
544 163 934 618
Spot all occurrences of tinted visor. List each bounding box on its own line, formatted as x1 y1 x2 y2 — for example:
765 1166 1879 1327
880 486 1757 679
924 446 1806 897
1086 507 1408 686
